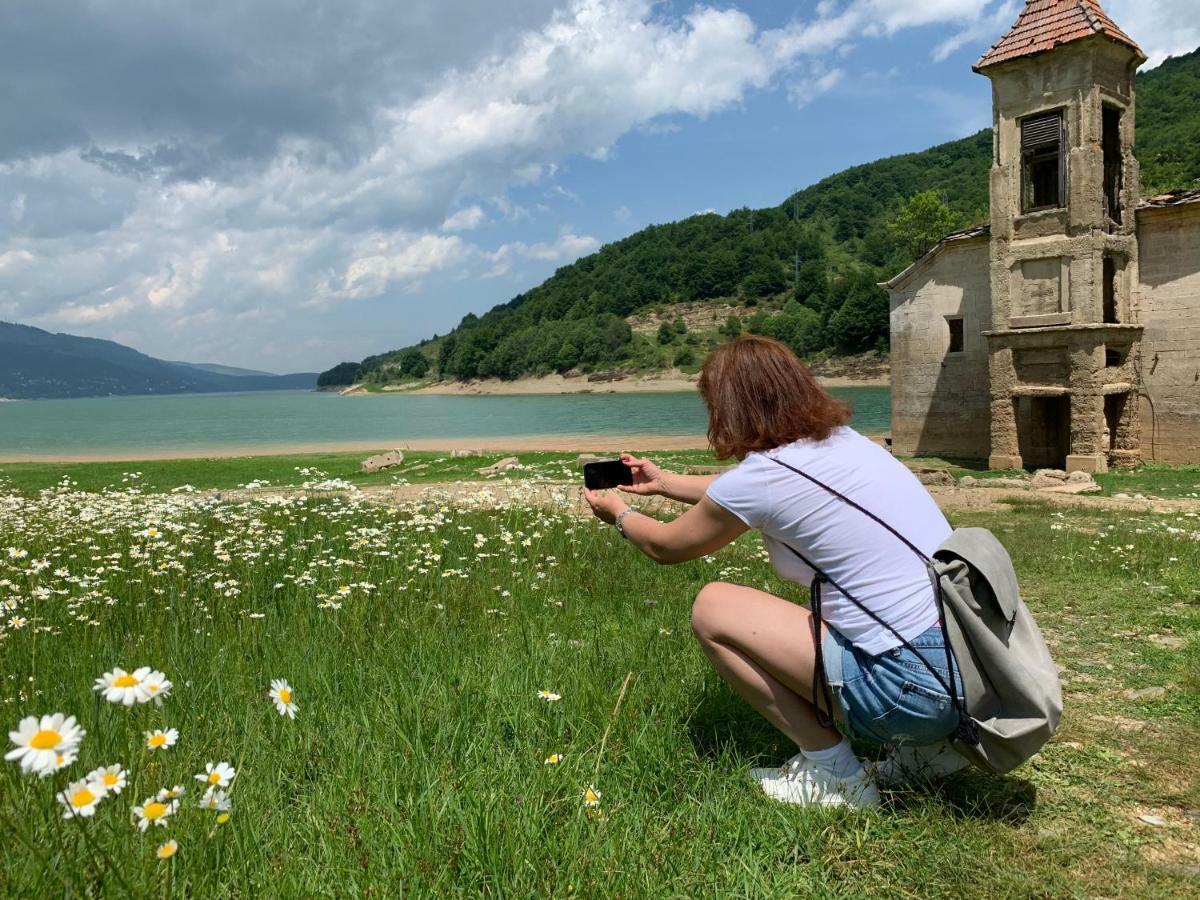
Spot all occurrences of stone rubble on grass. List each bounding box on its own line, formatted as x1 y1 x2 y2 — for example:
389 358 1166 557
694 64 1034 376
1147 634 1187 649
450 449 483 458
576 454 612 469
478 456 520 476
1026 468 1102 494
917 470 956 487
1123 686 1168 701
361 450 405 473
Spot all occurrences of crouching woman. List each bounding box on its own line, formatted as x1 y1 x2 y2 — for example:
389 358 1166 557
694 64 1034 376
584 336 965 809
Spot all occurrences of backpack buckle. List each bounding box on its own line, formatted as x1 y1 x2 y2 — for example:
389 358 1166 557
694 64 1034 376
954 717 981 746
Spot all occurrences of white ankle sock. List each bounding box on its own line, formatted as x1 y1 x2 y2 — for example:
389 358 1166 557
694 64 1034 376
802 738 864 779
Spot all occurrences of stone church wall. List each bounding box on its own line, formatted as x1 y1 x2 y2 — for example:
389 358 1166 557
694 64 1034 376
1138 205 1200 463
889 237 992 459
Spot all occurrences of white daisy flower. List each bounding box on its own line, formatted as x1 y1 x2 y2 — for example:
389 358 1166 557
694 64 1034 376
582 784 601 808
145 728 179 751
156 839 178 860
537 689 561 702
93 667 152 706
58 776 107 818
132 795 177 831
198 787 232 812
269 679 298 718
6 714 85 776
544 753 563 765
140 671 173 705
87 763 127 795
195 761 236 788
157 784 186 801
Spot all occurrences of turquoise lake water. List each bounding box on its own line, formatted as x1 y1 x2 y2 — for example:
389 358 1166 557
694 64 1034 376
0 387 890 458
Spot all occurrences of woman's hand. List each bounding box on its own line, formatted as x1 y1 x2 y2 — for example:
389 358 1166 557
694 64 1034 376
583 488 628 525
617 452 669 496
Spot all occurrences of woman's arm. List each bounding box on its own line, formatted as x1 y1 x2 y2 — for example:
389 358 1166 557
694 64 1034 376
584 489 747 564
616 452 717 506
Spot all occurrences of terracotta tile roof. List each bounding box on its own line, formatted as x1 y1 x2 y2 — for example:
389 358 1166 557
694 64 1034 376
1140 189 1200 209
974 0 1145 71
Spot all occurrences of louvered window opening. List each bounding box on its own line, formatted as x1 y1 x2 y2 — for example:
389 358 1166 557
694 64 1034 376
1020 111 1065 213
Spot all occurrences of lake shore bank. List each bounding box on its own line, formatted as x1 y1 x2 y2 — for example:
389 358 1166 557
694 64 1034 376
0 432 713 464
344 368 889 396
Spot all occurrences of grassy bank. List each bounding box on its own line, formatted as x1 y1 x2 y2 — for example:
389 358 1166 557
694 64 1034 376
0 449 721 496
0 463 1196 896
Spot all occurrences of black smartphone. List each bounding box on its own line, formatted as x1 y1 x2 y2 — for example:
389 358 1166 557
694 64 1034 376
583 459 634 490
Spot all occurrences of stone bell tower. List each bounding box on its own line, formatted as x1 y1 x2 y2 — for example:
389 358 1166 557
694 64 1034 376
975 0 1146 473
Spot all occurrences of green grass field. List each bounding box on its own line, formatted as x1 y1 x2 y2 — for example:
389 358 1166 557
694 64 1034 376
0 465 1197 896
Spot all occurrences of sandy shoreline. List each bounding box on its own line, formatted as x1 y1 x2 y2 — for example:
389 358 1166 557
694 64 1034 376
344 370 888 396
0 433 713 464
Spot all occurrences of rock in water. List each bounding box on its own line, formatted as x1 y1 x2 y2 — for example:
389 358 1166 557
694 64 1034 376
361 450 405 473
478 456 520 475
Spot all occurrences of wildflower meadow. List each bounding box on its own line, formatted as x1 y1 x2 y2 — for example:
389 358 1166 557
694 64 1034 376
0 463 1196 896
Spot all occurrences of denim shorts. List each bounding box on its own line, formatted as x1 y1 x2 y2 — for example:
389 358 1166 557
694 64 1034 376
822 624 965 746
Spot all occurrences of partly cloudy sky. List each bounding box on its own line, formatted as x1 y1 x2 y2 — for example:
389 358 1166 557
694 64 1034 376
0 1 1194 372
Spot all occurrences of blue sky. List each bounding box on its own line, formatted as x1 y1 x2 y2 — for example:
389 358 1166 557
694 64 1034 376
0 1 1193 372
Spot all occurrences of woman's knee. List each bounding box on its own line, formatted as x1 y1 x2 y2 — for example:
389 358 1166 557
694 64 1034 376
691 581 733 640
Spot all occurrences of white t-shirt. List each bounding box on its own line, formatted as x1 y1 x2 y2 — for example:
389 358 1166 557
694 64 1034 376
706 427 951 656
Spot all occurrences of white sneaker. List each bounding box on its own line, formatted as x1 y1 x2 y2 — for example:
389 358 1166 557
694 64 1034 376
749 751 806 784
753 754 881 810
870 741 970 787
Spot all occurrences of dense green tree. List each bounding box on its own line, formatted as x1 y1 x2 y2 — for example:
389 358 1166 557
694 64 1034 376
657 322 674 345
828 270 889 354
316 361 361 387
397 348 430 379
888 191 960 261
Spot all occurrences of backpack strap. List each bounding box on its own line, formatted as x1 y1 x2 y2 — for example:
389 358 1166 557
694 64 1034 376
767 456 977 745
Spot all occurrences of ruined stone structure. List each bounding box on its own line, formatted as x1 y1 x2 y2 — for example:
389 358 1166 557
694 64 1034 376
888 0 1200 470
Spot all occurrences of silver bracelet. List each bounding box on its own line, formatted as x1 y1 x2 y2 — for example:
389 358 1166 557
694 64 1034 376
614 508 637 538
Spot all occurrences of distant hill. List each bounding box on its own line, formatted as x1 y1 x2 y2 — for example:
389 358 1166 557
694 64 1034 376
166 361 277 378
321 46 1200 388
0 322 317 399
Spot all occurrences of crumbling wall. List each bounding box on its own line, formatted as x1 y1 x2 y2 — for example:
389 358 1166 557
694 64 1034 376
1138 205 1200 463
889 238 991 459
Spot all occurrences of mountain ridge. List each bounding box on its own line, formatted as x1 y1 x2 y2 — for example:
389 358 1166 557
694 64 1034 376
0 321 316 399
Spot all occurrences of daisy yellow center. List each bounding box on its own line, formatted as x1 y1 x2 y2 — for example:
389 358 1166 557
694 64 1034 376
30 729 61 749
148 734 167 747
72 788 96 807
216 813 231 824
157 843 176 859
208 772 221 784
279 689 291 704
113 674 139 687
103 773 118 786
146 683 160 692
143 802 167 820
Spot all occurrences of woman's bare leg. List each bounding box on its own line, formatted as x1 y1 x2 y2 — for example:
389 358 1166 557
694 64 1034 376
691 581 841 751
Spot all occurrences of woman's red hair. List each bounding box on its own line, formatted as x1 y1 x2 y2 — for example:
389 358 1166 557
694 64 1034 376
698 335 851 460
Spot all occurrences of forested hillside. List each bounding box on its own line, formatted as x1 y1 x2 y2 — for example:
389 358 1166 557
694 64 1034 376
320 47 1200 388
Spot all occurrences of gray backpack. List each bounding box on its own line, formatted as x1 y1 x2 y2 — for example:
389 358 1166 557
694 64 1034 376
769 458 1063 775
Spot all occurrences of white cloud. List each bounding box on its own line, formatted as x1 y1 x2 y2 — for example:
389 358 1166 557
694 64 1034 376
0 249 33 271
788 67 845 108
324 234 471 301
52 296 134 325
933 1 1020 63
441 205 486 231
484 231 600 278
1107 0 1200 68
